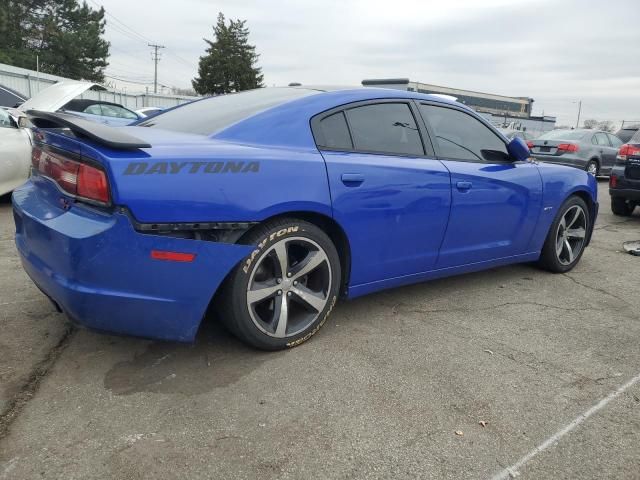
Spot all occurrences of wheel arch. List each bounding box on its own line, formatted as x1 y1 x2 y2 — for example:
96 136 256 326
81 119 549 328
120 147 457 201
568 188 597 246
240 211 352 295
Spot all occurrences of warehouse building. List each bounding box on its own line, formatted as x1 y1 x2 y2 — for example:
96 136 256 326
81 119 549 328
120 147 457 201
362 78 555 135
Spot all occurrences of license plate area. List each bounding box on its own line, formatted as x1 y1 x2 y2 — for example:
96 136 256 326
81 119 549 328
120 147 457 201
540 146 550 153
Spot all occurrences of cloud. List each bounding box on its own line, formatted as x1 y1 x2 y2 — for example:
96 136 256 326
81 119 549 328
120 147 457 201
100 0 640 126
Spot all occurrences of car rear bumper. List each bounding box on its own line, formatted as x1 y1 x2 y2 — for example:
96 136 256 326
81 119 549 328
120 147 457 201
12 179 252 342
609 188 640 201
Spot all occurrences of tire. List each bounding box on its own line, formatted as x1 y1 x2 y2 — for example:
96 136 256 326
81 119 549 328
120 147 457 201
219 218 341 350
586 160 599 176
611 197 634 216
538 196 590 273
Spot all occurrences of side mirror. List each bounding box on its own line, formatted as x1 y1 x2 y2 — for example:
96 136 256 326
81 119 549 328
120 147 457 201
507 136 531 162
18 116 30 128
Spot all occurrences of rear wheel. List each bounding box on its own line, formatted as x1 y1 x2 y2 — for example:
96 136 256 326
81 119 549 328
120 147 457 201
586 160 599 176
611 197 635 216
538 196 590 273
219 218 341 350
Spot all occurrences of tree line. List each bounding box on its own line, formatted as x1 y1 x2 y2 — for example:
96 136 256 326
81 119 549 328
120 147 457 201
0 2 263 95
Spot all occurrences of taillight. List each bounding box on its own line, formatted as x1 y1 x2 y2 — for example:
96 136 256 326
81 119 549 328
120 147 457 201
617 144 640 162
31 146 110 205
526 141 534 149
610 175 618 188
557 143 579 153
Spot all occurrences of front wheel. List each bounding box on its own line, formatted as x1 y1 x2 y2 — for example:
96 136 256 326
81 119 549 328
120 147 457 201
586 160 599 176
538 196 590 273
219 218 341 350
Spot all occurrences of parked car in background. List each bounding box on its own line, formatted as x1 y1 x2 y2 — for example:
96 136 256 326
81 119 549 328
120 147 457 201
0 107 31 196
615 125 639 143
14 87 597 349
609 129 640 216
136 107 165 118
499 129 536 142
0 84 27 108
18 80 142 126
529 129 623 176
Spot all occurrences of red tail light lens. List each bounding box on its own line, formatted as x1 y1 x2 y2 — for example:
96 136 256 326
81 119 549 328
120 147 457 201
617 144 640 162
526 141 534 149
557 143 579 152
32 146 110 205
610 175 618 188
150 250 196 262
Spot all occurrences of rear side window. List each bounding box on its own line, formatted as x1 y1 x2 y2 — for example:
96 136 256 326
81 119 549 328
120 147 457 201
345 103 424 156
607 133 623 148
317 112 352 149
419 104 507 162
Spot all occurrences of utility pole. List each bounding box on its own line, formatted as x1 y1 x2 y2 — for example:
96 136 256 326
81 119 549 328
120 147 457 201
148 44 165 94
575 100 582 129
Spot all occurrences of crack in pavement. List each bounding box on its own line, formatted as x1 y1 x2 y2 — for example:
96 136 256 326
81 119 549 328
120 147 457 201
561 273 632 308
0 325 76 441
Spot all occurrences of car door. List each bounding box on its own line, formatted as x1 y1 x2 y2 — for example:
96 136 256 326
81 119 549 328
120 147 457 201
313 101 452 286
417 102 543 269
593 132 616 172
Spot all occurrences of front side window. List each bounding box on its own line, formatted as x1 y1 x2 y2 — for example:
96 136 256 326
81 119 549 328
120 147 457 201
419 104 508 162
607 133 623 148
345 103 424 156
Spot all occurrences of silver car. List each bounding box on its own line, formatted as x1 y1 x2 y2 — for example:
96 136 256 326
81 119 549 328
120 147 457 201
529 129 623 176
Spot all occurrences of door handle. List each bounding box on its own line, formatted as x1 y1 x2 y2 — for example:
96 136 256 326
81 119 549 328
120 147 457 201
341 173 365 186
456 181 473 191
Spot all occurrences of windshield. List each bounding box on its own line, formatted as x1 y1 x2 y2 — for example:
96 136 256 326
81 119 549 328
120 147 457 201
139 87 320 135
538 130 587 141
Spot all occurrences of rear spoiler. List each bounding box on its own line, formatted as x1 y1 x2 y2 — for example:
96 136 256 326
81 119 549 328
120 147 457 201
26 110 151 149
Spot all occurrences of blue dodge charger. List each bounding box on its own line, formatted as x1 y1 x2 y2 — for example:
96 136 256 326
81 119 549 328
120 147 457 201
13 87 598 350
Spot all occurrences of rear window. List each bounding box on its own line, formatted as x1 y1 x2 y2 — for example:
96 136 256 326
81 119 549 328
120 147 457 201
139 88 320 135
631 129 640 144
538 130 587 141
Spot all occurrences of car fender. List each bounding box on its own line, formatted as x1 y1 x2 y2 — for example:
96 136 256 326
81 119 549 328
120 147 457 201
527 163 597 252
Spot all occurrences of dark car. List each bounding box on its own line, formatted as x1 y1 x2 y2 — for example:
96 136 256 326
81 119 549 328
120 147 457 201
609 129 640 216
0 84 27 108
529 129 623 176
615 125 639 143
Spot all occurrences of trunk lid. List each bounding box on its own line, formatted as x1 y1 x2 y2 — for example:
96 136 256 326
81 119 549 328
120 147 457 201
19 81 100 113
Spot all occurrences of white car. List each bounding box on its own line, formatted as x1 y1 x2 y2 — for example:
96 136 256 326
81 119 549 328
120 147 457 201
0 108 31 196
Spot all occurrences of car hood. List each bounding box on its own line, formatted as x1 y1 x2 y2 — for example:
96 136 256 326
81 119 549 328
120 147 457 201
18 81 100 113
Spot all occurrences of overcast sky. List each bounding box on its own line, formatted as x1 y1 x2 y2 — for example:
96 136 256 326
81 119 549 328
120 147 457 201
100 0 640 127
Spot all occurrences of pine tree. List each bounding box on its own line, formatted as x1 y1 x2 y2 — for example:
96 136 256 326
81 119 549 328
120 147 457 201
0 0 109 82
192 13 263 95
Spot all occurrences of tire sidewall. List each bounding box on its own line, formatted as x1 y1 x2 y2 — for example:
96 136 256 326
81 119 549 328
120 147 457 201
227 220 340 350
543 196 590 273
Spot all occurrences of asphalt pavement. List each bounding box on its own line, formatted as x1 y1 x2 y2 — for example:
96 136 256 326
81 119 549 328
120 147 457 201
0 180 639 479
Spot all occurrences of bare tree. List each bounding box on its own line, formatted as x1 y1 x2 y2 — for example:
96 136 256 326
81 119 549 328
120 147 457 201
597 120 616 133
582 119 599 129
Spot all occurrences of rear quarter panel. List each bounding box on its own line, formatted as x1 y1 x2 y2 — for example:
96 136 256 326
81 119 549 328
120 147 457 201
85 139 333 224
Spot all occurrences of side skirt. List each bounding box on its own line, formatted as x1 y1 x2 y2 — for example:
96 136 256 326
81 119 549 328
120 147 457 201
347 252 541 299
